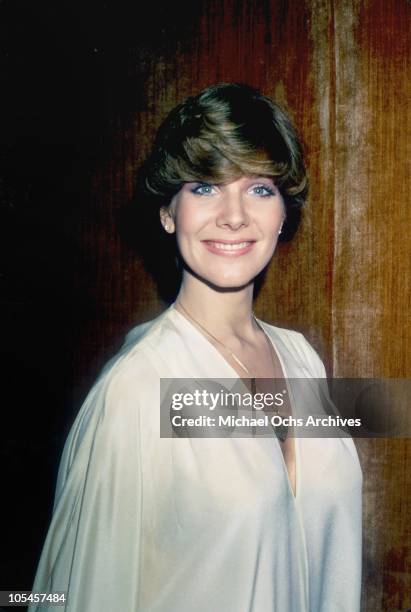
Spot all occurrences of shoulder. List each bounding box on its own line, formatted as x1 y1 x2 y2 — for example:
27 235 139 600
97 311 165 374
74 307 181 425
54 311 178 500
64 314 169 449
259 320 327 378
55 335 157 495
94 306 183 390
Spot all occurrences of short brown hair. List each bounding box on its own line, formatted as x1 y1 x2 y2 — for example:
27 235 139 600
129 84 308 301
142 82 308 240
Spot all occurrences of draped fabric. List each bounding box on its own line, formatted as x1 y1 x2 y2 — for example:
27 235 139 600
30 305 362 611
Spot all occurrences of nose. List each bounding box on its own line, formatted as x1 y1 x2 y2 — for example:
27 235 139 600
215 188 250 231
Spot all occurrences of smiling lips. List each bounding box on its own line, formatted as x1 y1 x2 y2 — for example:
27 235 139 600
202 240 256 256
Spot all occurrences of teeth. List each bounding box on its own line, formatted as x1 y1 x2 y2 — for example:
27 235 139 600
210 242 251 251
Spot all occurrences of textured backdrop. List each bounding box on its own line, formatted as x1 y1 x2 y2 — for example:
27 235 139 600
1 1 410 608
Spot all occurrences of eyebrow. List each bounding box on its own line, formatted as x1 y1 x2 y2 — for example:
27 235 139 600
185 176 276 187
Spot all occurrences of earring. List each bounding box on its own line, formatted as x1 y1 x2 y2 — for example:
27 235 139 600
164 224 169 232
278 227 283 235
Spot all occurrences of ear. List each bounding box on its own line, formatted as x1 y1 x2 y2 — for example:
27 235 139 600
278 212 286 235
159 206 175 234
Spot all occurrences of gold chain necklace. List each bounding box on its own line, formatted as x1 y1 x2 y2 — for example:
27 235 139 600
175 300 289 442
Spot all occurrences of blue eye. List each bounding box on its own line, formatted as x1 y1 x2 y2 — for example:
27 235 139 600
190 183 216 196
251 184 276 197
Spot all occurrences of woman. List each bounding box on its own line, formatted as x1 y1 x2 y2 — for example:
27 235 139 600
30 83 362 611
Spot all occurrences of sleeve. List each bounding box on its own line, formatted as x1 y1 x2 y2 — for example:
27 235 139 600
292 331 328 379
29 367 144 612
295 332 363 471
294 332 344 413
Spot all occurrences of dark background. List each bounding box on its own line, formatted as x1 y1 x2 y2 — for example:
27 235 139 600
1 1 410 610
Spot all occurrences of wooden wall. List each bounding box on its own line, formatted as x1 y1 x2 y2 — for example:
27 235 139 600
2 0 409 607
88 2 411 609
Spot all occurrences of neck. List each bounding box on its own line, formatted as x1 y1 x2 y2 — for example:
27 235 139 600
175 271 256 341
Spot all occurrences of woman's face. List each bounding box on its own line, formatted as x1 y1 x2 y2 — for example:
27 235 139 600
161 175 285 289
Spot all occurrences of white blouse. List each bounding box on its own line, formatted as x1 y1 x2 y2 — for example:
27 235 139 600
30 305 362 611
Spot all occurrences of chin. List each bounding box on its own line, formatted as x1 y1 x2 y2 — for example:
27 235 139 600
180 248 275 291
188 265 262 292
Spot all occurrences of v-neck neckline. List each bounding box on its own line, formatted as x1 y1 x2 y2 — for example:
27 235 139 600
167 303 300 500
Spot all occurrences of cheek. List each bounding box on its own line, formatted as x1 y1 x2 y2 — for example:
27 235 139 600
259 207 284 235
175 209 193 235
175 203 209 239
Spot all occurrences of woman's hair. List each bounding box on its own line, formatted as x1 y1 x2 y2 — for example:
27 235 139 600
142 82 308 235
128 83 308 301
